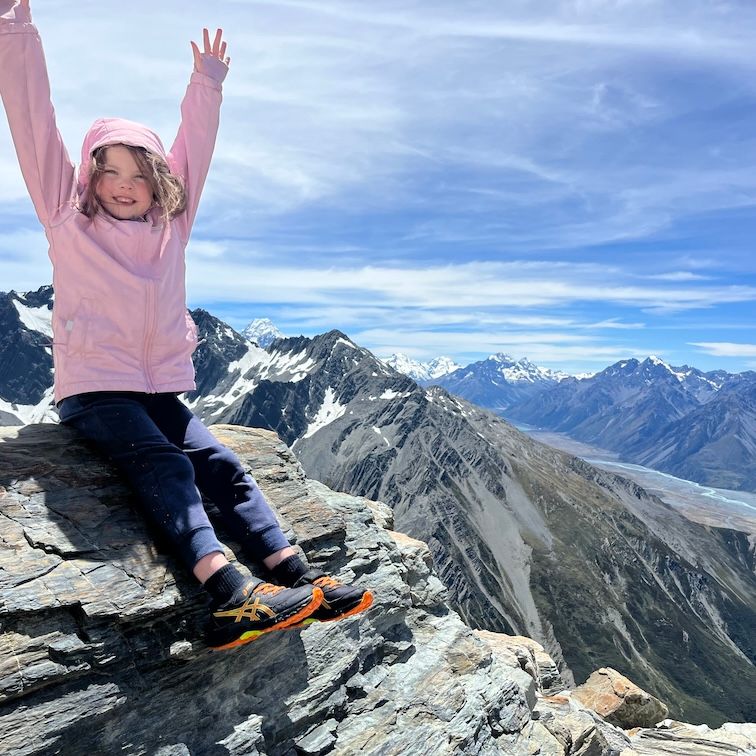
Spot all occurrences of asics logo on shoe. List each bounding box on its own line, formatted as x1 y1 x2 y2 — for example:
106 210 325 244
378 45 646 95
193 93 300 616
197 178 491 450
213 596 277 623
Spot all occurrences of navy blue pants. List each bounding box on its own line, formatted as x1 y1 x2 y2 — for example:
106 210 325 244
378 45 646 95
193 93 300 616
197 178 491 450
58 391 291 570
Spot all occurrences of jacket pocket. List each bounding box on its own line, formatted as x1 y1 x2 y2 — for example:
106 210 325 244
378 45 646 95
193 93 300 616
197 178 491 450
62 299 99 356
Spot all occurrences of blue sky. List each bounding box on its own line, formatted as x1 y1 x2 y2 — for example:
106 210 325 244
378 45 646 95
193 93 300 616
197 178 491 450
2 0 756 374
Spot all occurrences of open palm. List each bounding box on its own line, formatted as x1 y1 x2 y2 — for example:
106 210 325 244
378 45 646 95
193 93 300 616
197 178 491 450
190 27 230 80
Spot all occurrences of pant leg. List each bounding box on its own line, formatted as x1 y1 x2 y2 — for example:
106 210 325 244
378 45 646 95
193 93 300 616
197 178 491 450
58 391 225 571
145 394 291 560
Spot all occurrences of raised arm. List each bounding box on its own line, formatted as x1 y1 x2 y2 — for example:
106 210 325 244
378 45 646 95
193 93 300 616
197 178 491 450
0 0 76 227
167 28 230 237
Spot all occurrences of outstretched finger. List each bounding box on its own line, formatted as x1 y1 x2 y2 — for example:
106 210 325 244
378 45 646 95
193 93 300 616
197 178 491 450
212 28 223 57
203 27 211 54
219 41 227 60
190 40 202 71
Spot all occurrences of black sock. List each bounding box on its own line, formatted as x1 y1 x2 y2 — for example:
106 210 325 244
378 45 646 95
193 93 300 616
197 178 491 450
270 554 308 586
203 563 247 607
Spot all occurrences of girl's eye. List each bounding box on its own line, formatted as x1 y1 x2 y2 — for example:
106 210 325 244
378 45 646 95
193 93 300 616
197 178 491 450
103 169 117 174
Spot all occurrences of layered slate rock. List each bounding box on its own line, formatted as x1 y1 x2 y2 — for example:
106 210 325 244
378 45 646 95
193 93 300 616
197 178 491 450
2 424 755 755
474 629 564 696
0 423 544 755
629 720 756 755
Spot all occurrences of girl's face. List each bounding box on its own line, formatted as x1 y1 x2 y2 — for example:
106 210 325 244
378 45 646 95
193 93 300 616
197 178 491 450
94 145 154 220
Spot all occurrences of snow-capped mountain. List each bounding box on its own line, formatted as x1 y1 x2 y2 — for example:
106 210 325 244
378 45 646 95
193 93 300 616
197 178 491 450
381 353 461 382
241 318 285 349
431 353 569 412
0 287 57 425
505 355 756 490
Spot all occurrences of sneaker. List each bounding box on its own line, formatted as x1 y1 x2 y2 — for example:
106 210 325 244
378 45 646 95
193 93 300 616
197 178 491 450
206 578 323 651
292 568 373 625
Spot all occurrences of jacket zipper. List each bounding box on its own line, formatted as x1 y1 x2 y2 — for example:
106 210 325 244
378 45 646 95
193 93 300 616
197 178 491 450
143 279 158 392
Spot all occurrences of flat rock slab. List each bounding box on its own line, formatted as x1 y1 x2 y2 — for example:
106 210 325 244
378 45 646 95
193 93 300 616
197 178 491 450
628 720 756 756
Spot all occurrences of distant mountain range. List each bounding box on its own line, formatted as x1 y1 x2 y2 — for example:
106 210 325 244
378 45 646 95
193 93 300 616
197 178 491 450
1 286 755 723
2 289 754 494
387 349 756 494
417 353 570 412
381 353 461 382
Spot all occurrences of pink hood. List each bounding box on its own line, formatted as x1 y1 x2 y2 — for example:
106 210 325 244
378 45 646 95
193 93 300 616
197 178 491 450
77 117 167 195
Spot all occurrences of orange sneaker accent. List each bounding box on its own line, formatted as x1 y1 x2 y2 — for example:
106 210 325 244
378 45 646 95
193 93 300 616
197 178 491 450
295 590 374 628
210 587 324 651
319 590 373 623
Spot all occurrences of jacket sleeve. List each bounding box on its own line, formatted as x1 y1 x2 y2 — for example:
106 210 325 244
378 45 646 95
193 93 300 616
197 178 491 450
167 58 225 238
0 13 76 227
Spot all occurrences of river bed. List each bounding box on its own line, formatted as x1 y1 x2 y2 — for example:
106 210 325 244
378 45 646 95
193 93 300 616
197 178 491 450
518 427 756 535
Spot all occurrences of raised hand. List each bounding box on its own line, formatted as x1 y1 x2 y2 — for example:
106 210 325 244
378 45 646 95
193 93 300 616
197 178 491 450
190 28 230 82
1 0 32 23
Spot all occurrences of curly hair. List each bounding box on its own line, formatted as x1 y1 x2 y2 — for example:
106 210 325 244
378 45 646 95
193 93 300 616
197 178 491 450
80 143 187 221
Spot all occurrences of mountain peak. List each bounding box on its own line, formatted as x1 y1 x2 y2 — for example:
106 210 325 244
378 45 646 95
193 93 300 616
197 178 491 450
488 353 518 364
241 318 285 349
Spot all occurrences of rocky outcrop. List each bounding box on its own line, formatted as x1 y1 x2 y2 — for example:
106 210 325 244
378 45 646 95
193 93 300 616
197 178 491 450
474 629 564 696
572 668 669 729
182 324 756 726
4 294 756 726
1 423 754 755
0 423 549 755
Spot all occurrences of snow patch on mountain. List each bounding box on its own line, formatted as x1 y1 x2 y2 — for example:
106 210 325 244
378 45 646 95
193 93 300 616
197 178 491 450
488 354 570 383
303 387 346 439
12 300 53 339
372 426 391 447
0 386 57 425
263 349 316 382
334 337 357 351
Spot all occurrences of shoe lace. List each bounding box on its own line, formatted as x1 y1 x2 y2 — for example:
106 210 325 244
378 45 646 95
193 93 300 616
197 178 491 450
313 575 342 590
253 582 285 596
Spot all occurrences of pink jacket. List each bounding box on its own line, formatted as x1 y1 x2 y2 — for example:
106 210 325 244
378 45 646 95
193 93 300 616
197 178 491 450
0 7 225 403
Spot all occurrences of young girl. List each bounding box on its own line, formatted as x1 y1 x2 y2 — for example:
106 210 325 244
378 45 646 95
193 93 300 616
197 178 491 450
0 0 372 650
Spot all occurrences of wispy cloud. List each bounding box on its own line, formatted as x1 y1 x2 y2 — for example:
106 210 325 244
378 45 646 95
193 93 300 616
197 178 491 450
186 258 756 312
2 0 756 373
691 342 756 358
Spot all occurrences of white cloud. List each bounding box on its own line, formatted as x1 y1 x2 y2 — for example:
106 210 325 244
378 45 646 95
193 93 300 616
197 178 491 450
186 258 756 312
690 342 756 358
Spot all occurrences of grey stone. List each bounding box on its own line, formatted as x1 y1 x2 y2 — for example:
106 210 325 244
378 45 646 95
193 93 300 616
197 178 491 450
629 720 756 755
1 423 753 756
0 424 538 755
